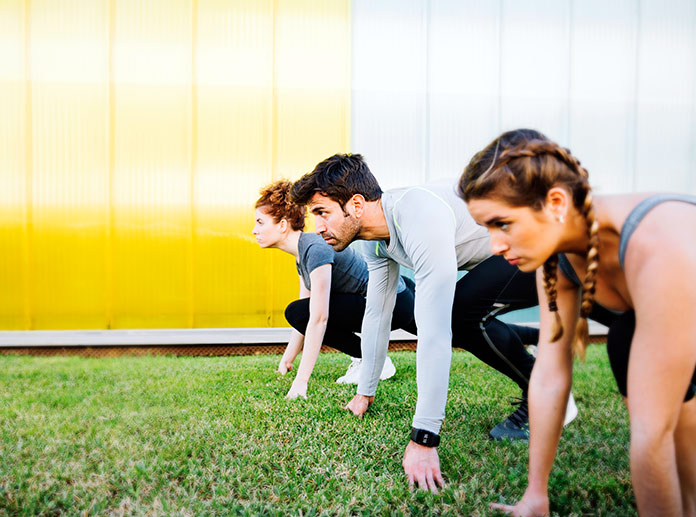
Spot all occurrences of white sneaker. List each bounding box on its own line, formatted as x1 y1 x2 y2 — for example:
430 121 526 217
379 356 396 380
335 358 362 384
564 392 578 426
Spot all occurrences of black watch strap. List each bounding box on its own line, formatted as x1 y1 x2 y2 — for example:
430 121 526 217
410 427 440 447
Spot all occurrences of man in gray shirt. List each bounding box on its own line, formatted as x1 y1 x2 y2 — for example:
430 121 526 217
291 154 566 493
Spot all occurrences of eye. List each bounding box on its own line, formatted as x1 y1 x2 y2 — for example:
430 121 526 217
495 221 510 231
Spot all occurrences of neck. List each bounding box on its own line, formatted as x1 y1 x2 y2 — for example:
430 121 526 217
275 230 301 258
356 198 391 241
557 200 603 255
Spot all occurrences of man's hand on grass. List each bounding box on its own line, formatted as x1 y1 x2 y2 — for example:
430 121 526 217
344 394 374 417
403 440 445 494
285 379 307 399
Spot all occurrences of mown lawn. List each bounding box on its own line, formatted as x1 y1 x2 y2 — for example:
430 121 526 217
0 346 634 516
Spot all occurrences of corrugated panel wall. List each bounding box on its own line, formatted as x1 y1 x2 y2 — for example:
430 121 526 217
2 1 694 331
352 0 696 195
0 0 350 330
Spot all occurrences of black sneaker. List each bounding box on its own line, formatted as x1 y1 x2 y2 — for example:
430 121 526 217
489 396 529 441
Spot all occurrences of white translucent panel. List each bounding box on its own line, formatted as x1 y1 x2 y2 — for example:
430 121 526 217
428 0 501 180
352 0 696 198
568 0 637 194
499 0 571 140
634 0 696 193
351 0 428 189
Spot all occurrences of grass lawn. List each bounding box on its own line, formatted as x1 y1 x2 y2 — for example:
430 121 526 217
0 345 634 516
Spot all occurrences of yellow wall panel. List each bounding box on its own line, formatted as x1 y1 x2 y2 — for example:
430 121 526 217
0 0 350 330
195 0 279 328
27 1 111 329
0 1 27 329
111 0 193 328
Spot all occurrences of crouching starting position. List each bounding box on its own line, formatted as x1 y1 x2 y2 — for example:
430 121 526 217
291 154 576 492
460 128 696 516
253 180 417 398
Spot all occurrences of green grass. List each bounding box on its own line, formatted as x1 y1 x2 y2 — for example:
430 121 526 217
0 346 634 516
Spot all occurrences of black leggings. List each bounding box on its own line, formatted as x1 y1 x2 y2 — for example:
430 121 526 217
606 310 696 401
284 277 417 358
451 255 538 392
451 255 617 394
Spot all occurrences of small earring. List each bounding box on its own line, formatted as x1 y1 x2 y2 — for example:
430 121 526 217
557 215 565 224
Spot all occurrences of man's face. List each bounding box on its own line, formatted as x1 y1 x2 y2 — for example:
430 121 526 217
308 193 361 251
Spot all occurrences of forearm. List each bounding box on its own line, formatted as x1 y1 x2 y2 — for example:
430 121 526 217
356 314 392 396
412 335 451 433
282 330 304 364
630 429 682 515
526 368 571 495
357 261 400 396
294 319 328 383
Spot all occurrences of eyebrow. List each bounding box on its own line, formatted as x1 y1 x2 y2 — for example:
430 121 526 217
483 215 505 226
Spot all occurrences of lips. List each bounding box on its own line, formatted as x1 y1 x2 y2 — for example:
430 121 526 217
506 257 521 266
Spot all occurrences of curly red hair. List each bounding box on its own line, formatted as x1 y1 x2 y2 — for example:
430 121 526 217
255 179 306 231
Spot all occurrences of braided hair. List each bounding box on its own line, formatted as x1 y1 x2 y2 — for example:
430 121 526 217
459 129 599 359
255 179 307 231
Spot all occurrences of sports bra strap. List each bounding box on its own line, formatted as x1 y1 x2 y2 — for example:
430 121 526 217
557 253 582 287
619 194 696 269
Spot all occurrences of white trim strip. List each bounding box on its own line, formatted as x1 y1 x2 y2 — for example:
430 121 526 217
0 323 607 347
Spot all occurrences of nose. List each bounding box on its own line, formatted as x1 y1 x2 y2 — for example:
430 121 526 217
314 218 326 234
490 233 509 255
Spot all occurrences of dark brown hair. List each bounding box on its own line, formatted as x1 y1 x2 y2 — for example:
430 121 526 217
255 179 306 231
459 129 599 359
291 153 383 209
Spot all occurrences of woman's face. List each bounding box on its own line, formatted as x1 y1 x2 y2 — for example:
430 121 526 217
252 207 284 248
467 197 560 272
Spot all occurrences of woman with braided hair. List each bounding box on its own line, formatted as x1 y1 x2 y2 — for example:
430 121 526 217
459 129 696 516
253 180 416 398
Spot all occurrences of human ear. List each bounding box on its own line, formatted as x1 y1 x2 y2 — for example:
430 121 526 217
545 187 570 222
279 218 288 232
349 194 366 218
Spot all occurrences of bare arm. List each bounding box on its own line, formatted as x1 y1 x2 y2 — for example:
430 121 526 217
492 269 579 516
286 264 331 399
278 279 310 374
622 223 696 515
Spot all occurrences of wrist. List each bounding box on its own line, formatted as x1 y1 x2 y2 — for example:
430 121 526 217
410 427 440 447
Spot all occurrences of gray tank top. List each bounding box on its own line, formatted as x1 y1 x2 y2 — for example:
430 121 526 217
296 233 406 295
559 193 696 286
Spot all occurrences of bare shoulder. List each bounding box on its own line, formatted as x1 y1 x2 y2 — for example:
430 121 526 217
621 196 696 279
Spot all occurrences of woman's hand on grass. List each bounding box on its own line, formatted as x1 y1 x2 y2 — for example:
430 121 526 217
489 492 550 516
344 394 374 417
285 379 308 399
403 440 445 494
277 357 293 375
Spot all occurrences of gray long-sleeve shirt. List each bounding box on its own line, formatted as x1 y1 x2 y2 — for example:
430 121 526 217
357 179 491 433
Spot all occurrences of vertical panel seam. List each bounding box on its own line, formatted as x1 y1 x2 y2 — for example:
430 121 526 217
22 0 33 330
423 0 431 183
691 0 696 194
269 0 278 325
106 0 115 329
189 0 198 328
496 0 503 133
346 0 352 152
631 0 642 192
566 0 573 145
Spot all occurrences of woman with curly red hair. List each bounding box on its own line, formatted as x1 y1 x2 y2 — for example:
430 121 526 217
459 129 696 516
253 180 416 399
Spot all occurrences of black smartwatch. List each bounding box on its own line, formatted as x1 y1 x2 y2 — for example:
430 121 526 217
410 427 440 447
